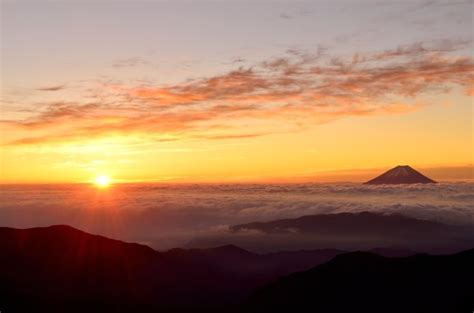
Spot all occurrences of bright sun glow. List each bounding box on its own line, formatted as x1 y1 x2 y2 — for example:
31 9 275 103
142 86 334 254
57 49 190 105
95 175 111 188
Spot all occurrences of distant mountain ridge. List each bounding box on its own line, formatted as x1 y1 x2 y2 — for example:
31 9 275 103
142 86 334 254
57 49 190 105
365 165 436 184
231 211 449 234
230 211 474 253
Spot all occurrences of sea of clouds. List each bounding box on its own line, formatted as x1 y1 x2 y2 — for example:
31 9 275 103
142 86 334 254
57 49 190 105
1 183 473 251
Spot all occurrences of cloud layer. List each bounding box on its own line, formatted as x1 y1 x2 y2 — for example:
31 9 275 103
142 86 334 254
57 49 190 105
1 182 472 251
2 40 472 146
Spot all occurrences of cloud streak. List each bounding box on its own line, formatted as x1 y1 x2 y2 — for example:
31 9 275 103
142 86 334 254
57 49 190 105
111 57 151 69
2 40 472 146
36 85 67 92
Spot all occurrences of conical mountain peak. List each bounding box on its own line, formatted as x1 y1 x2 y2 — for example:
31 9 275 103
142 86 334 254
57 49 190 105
365 165 436 185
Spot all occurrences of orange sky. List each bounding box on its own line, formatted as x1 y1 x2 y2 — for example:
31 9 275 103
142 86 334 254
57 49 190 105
1 1 473 183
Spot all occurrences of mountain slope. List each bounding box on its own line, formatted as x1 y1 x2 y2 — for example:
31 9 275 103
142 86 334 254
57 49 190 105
165 245 346 278
245 249 474 313
365 165 436 184
0 225 174 312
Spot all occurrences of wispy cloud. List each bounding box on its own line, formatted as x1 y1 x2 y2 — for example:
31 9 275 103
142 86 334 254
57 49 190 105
2 40 472 146
279 13 292 19
122 40 472 107
111 57 151 69
36 84 67 92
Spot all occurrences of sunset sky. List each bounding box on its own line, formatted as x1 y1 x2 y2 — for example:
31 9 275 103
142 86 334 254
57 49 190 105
1 0 473 183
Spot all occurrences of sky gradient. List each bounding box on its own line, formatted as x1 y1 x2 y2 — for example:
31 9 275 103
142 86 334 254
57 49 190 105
1 0 473 183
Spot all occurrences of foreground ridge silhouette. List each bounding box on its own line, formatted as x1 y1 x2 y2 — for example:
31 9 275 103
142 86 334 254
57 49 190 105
365 165 437 184
245 249 474 313
0 225 472 313
0 225 348 312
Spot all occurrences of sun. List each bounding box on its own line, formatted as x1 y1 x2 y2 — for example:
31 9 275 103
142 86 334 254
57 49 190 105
95 175 112 188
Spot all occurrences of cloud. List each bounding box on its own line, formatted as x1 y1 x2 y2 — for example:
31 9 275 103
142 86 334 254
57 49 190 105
201 133 267 140
36 85 67 92
279 13 292 19
223 57 246 65
466 86 474 96
112 41 474 109
2 40 472 146
112 57 150 68
0 182 472 251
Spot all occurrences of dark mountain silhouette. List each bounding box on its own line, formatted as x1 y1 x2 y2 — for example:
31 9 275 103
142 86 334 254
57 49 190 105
244 249 474 313
367 247 417 257
166 245 346 278
1 225 404 312
0 225 469 312
0 225 173 312
231 211 474 253
365 165 436 184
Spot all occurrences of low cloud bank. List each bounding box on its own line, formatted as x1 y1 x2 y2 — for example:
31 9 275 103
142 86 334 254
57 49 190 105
0 183 472 251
